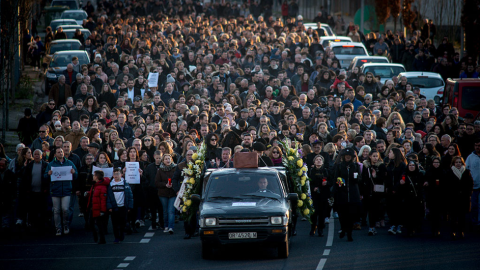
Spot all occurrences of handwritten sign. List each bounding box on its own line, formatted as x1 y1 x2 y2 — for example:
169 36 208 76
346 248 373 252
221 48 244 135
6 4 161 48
51 166 73 181
125 162 140 184
148 72 159 87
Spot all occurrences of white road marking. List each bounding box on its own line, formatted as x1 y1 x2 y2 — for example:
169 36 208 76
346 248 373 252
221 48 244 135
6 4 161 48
326 219 334 247
316 259 327 270
144 232 155 237
140 239 150 243
117 263 129 268
124 256 136 261
323 249 330 256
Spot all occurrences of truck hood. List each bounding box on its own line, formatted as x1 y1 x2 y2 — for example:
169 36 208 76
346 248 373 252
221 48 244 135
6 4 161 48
200 199 287 217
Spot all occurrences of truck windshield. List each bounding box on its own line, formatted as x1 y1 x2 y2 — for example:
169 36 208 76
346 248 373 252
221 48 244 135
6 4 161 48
461 86 480 111
206 172 282 201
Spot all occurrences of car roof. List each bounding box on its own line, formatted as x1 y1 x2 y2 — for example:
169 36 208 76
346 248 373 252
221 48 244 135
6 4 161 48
321 36 351 40
208 167 281 175
53 50 88 55
362 63 405 68
353 56 388 60
50 39 82 44
63 29 89 32
51 19 77 22
397 72 443 78
330 42 365 47
63 10 86 13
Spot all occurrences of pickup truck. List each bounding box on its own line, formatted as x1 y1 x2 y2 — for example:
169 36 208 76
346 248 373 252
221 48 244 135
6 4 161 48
192 167 298 259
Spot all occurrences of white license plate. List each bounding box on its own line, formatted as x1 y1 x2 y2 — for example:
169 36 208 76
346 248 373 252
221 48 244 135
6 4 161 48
228 232 257 239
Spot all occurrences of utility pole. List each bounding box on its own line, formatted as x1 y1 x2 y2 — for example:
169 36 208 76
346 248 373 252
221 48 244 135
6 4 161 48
360 0 365 33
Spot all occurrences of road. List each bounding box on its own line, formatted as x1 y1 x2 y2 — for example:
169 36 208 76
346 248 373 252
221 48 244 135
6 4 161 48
1 209 480 270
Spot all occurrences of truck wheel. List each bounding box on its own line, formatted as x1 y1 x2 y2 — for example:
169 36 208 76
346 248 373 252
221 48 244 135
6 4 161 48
278 237 289 258
202 242 214 260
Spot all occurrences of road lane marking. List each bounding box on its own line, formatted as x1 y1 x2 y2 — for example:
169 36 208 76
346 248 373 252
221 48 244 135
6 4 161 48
124 256 136 261
323 249 330 256
144 233 155 237
140 239 150 243
326 219 334 247
316 258 327 270
117 263 129 268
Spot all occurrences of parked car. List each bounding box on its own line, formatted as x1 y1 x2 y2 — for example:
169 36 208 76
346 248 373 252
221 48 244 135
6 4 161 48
330 42 368 69
63 29 91 41
50 19 78 31
303 23 335 37
56 24 83 31
360 63 406 85
397 72 445 102
319 36 352 48
45 50 90 94
50 0 80 10
61 10 88 25
347 56 390 71
440 78 480 118
194 167 297 259
47 39 83 57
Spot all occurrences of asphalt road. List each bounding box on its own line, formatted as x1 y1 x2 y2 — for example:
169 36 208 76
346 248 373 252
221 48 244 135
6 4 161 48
1 210 480 270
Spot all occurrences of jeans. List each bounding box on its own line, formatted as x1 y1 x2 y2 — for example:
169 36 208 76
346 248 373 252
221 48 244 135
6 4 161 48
159 196 175 230
471 190 480 226
111 207 127 241
68 193 77 226
52 196 70 230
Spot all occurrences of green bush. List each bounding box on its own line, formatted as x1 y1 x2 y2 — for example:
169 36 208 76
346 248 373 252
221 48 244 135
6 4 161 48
16 75 34 99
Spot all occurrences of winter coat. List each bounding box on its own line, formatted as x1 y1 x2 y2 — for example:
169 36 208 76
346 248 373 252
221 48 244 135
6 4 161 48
31 136 54 153
361 160 387 198
401 51 416 71
362 81 381 97
109 179 134 210
445 167 474 213
87 177 111 218
413 54 430 71
308 166 331 202
425 166 446 210
155 163 177 198
64 130 86 150
45 157 78 197
333 160 362 205
386 160 407 193
21 160 49 195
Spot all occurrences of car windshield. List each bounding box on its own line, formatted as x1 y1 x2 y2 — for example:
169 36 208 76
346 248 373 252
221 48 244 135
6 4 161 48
49 42 81 54
50 53 88 67
355 58 389 67
206 172 282 201
62 12 86 20
363 66 405 78
64 30 90 40
52 0 77 9
406 77 444 88
332 46 367 56
461 86 480 111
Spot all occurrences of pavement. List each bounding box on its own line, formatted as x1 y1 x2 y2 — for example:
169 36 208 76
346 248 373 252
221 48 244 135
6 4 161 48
1 206 479 270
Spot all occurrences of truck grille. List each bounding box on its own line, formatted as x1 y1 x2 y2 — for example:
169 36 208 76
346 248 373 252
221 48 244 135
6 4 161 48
218 217 270 226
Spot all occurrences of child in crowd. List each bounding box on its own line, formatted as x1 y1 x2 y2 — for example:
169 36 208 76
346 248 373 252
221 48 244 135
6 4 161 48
42 141 50 160
87 170 112 244
110 168 133 243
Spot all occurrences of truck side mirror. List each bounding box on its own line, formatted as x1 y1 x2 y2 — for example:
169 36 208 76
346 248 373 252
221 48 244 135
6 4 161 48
191 194 201 203
287 193 298 202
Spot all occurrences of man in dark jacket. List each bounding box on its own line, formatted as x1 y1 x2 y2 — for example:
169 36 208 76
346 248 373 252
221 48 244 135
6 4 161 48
17 108 38 147
413 50 431 71
400 98 416 124
253 142 273 167
144 151 163 229
401 45 416 71
222 120 248 151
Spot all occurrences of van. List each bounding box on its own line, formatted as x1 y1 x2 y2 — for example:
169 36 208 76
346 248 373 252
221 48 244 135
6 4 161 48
440 78 480 118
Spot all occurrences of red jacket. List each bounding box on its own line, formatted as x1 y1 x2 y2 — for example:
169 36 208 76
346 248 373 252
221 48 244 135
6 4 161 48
87 177 111 218
281 3 289 16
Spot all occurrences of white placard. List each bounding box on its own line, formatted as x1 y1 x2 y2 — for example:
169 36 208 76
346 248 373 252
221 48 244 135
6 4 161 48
232 202 256 207
125 162 140 184
51 166 73 181
93 166 113 178
147 73 158 87
174 176 188 211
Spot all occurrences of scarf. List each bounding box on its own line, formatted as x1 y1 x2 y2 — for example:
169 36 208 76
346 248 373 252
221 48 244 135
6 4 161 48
451 166 465 179
272 157 282 165
159 162 177 171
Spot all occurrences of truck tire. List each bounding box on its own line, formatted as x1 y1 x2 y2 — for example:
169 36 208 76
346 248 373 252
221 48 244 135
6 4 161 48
202 242 214 260
278 237 289 258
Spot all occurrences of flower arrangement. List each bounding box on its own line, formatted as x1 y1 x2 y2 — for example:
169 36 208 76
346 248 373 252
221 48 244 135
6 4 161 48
336 177 345 187
180 140 207 220
279 140 315 223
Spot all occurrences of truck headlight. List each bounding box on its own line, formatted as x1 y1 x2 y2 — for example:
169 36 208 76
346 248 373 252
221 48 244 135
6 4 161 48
205 218 217 226
271 216 283 225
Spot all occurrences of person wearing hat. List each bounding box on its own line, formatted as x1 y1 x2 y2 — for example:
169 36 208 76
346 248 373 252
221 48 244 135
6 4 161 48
306 139 327 168
87 142 100 159
333 148 362 242
253 142 273 167
17 108 39 147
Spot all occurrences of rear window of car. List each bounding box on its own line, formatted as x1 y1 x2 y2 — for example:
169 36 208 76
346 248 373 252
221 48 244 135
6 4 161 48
363 66 405 78
355 58 389 67
332 46 366 56
407 77 444 88
49 42 81 54
62 12 86 21
50 53 88 67
461 86 480 111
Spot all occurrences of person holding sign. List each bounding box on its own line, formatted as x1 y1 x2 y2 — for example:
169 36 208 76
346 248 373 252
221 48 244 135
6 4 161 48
44 148 78 236
94 152 114 177
122 147 146 230
155 154 177 235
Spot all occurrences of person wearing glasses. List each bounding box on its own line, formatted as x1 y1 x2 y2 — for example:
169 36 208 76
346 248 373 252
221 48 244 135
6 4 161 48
49 75 72 107
31 125 54 153
205 133 222 164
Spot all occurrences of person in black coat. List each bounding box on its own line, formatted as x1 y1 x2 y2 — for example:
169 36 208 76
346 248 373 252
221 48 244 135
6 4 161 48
143 151 163 230
385 147 407 235
333 148 362 242
425 157 446 237
308 154 331 237
252 142 273 167
77 153 95 227
398 161 425 236
445 156 474 239
361 150 387 236
204 133 222 162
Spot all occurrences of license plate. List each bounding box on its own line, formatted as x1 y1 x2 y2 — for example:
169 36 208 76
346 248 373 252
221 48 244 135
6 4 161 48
228 232 257 239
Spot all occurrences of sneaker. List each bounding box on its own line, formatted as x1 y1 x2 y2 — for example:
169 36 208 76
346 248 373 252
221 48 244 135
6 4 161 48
56 229 62 236
135 220 141 228
139 220 145 227
388 226 397 235
324 217 330 224
78 213 84 217
168 228 174 234
375 222 380 228
397 225 402 234
163 227 169 233
64 225 70 235
368 228 377 236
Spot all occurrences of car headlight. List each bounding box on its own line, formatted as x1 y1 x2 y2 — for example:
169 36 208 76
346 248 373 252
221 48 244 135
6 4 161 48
271 216 283 225
205 218 217 226
46 72 57 79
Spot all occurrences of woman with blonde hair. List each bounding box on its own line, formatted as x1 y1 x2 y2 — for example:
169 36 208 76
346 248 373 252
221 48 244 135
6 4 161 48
386 112 405 130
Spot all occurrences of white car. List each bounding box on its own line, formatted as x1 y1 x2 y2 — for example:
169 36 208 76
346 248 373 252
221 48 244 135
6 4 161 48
397 72 445 102
320 36 352 49
330 42 368 69
361 63 406 85
303 23 335 37
348 56 390 71
61 10 88 25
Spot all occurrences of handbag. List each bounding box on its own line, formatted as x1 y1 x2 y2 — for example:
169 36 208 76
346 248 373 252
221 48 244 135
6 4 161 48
369 167 384 193
233 152 258 168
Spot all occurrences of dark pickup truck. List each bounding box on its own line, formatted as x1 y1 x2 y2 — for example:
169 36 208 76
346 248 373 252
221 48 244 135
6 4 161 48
192 167 298 259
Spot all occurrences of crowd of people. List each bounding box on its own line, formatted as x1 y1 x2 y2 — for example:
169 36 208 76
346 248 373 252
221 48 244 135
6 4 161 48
2 0 479 244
